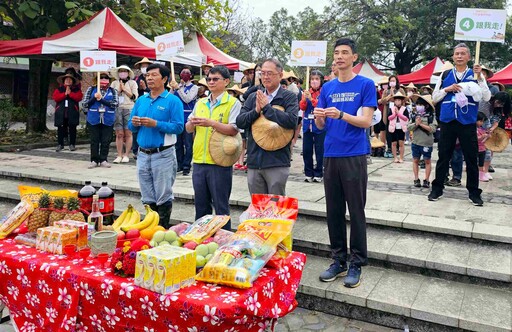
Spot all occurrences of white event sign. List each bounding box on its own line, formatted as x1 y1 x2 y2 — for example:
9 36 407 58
290 40 328 67
155 30 185 60
80 51 117 72
454 8 507 43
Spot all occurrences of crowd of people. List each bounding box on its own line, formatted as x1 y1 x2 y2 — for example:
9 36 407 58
49 39 511 288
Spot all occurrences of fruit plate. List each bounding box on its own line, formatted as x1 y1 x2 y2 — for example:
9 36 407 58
116 237 141 248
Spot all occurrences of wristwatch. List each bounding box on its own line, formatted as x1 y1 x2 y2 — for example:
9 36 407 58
338 110 344 120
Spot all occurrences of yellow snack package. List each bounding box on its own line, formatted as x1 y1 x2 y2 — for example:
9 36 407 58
18 185 78 208
195 219 294 288
179 215 230 244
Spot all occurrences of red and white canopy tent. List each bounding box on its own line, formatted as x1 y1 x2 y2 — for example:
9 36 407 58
184 32 252 71
397 57 444 85
352 59 387 83
0 8 251 70
488 63 512 85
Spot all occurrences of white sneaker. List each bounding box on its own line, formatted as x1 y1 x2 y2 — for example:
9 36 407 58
313 177 323 183
113 156 122 164
121 156 130 163
100 161 111 168
404 140 410 145
485 173 493 180
88 161 98 169
304 177 313 183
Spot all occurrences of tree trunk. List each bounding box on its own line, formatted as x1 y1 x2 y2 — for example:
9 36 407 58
27 59 52 133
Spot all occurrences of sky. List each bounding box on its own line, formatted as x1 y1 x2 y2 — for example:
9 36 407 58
239 0 331 22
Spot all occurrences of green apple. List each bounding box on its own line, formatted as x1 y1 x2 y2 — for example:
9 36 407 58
206 242 219 255
195 244 209 257
164 230 177 243
153 231 166 243
205 254 213 261
196 255 207 268
171 240 182 247
149 240 157 247
159 241 170 246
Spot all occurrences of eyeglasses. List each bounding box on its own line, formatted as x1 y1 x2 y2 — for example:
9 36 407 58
100 76 109 79
206 77 225 82
260 71 278 77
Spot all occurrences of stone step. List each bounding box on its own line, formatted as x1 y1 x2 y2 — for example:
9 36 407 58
0 177 510 285
299 255 512 332
1 163 511 245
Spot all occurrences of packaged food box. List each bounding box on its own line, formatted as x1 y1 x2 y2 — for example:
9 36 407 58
36 226 77 254
135 245 196 294
55 220 88 249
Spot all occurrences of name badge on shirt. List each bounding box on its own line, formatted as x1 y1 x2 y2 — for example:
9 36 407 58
65 100 68 108
119 96 125 104
99 104 105 113
157 106 165 111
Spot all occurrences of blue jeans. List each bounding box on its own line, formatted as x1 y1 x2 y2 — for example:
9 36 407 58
302 131 325 177
137 147 177 206
450 146 463 180
176 131 193 171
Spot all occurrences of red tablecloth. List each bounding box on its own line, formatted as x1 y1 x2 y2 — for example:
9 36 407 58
0 239 306 332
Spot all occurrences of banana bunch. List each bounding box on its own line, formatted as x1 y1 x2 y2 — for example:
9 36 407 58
121 205 159 232
112 204 140 231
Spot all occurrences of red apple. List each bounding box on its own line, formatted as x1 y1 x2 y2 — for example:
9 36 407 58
125 229 140 239
183 241 198 250
117 231 125 241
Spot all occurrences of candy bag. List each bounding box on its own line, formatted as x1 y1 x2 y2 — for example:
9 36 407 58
239 194 298 223
195 219 294 288
179 215 230 244
18 185 78 208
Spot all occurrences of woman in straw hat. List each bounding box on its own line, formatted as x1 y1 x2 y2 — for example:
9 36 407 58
81 72 119 168
387 91 409 163
134 57 153 97
110 65 138 164
299 69 325 182
201 62 214 76
378 75 405 158
52 73 83 152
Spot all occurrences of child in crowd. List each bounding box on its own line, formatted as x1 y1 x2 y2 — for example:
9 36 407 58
407 94 437 188
387 92 409 163
476 112 490 182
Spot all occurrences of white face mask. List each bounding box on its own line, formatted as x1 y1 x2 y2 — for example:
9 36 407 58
407 91 413 97
119 72 129 80
141 67 147 74
416 105 425 113
389 81 396 88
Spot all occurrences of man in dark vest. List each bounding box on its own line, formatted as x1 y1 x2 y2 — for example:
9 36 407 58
429 43 491 206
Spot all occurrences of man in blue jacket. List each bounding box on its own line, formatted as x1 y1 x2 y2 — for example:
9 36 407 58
429 43 491 206
128 64 184 228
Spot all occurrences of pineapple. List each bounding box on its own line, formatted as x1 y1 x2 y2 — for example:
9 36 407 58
48 197 66 226
27 193 51 232
63 197 86 223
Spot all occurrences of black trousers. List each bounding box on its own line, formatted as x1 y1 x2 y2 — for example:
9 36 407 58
324 155 368 266
57 118 77 146
432 120 481 197
302 130 325 178
88 123 113 163
192 163 232 230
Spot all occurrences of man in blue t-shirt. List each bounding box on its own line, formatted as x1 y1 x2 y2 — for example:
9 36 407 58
314 38 377 288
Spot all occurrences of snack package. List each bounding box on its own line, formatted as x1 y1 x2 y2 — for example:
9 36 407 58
18 185 78 208
195 219 294 289
179 215 230 244
55 220 88 250
212 228 234 246
239 194 298 223
169 222 191 236
14 233 38 247
0 200 34 239
36 226 77 254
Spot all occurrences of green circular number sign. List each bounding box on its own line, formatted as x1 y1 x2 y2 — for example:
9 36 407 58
459 18 474 32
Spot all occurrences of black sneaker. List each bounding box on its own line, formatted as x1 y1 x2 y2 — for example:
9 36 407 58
414 179 421 187
488 165 495 173
422 180 430 188
55 145 64 152
446 178 461 187
69 145 76 151
469 195 484 206
428 191 443 201
182 170 190 176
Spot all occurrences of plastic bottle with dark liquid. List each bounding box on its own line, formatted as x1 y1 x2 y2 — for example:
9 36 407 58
78 181 96 217
97 182 115 225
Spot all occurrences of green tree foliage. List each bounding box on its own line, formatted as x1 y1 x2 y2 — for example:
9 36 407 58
0 0 229 133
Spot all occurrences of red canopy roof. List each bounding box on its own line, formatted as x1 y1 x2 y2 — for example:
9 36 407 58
0 8 155 59
397 57 444 85
488 63 512 85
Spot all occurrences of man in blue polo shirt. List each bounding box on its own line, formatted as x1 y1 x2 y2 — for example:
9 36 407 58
314 38 377 288
128 64 184 228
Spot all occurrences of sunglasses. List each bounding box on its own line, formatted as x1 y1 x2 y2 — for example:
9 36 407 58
100 76 109 79
206 77 224 82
